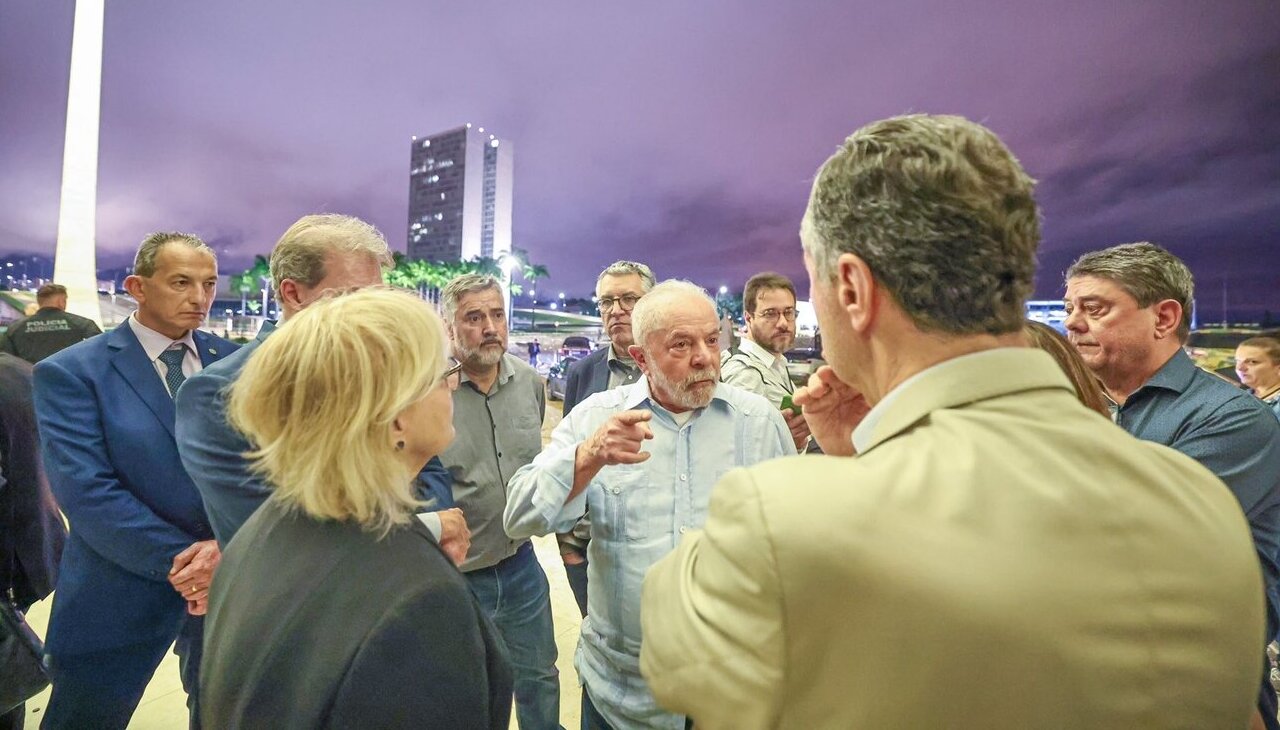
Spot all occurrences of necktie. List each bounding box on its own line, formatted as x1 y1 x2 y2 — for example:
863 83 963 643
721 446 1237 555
158 346 188 397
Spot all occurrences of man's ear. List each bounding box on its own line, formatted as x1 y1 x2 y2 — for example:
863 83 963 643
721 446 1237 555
628 344 650 374
123 274 145 303
1152 299 1183 340
836 253 877 334
277 279 303 311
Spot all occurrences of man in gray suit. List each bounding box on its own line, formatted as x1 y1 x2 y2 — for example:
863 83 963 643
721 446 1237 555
175 214 468 560
557 260 655 615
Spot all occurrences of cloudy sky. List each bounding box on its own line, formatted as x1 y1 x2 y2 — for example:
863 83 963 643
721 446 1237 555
2 1 1277 313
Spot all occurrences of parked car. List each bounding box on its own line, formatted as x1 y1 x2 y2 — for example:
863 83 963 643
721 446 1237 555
783 347 824 386
546 354 582 401
560 336 594 358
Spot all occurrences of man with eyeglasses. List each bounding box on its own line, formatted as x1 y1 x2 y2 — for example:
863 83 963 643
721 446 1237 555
722 272 811 451
556 261 657 616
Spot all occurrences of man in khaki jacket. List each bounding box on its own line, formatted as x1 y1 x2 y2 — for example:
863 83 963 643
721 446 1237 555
638 114 1265 729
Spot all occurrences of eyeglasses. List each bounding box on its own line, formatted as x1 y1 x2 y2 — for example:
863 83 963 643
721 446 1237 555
598 294 642 312
753 308 797 322
442 358 463 391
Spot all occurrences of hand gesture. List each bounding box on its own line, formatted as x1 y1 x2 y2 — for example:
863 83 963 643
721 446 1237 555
581 410 654 470
437 508 471 566
783 409 811 452
169 540 221 604
792 366 871 456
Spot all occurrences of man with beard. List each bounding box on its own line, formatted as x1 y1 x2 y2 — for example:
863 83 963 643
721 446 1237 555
558 260 657 616
721 272 811 451
637 115 1264 729
438 274 563 730
505 280 794 730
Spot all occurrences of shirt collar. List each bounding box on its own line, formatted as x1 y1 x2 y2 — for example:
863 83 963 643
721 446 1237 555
738 337 787 371
126 314 198 363
606 343 637 369
852 348 1075 454
1133 349 1197 397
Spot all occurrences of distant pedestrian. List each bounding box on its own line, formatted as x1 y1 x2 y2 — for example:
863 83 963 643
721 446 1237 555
527 338 540 366
0 284 101 364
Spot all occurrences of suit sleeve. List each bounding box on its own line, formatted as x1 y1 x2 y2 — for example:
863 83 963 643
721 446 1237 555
175 370 271 546
328 582 508 730
412 456 454 511
640 469 786 730
34 358 196 580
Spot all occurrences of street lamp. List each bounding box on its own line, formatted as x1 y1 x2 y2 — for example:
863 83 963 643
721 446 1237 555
498 253 519 326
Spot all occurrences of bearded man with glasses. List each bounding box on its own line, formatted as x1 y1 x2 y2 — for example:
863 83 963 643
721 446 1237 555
721 272 812 451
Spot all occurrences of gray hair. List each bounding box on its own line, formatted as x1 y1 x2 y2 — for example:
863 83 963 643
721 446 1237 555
134 232 215 277
596 261 657 293
631 280 716 347
1066 242 1195 341
270 214 392 296
441 273 504 321
801 114 1040 336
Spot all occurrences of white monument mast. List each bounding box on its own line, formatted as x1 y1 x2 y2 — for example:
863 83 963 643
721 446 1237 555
52 0 106 326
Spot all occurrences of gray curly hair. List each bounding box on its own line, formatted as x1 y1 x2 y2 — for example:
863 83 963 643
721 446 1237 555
801 114 1040 335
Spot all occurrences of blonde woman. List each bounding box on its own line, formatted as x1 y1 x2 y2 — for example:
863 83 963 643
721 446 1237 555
199 288 512 729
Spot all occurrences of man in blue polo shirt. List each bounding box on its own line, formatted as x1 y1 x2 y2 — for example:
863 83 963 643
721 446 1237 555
1065 241 1280 729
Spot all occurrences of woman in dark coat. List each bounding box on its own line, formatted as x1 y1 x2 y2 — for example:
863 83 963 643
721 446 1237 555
199 288 512 729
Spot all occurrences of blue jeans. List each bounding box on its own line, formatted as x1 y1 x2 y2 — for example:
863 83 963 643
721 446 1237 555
465 541 563 730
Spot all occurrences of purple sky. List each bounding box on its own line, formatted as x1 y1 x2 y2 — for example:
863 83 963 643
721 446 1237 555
2 1 1278 313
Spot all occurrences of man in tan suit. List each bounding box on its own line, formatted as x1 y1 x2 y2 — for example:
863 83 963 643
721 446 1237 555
638 114 1265 729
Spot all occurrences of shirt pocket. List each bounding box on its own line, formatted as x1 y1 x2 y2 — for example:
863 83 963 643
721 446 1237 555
596 465 652 542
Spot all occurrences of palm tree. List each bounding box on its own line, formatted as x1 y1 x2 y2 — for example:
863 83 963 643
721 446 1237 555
232 255 270 315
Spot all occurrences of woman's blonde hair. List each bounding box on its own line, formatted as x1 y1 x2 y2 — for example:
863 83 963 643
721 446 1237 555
1024 320 1111 417
228 287 447 534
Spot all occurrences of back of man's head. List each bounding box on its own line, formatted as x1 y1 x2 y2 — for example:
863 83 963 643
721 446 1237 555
36 283 68 309
1066 242 1195 342
270 214 392 298
802 114 1040 335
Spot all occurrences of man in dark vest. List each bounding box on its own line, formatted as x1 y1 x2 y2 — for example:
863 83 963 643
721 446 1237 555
0 284 101 364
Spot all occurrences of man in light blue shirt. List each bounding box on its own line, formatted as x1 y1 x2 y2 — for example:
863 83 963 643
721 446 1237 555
505 280 795 730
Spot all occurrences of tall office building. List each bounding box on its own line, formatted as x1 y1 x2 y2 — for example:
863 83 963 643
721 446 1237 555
407 124 513 262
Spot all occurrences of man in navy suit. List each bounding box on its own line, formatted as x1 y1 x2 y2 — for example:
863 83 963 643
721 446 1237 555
557 260 655 615
33 232 237 729
175 214 468 561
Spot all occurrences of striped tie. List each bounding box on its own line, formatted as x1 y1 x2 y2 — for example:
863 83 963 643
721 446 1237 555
158 346 188 397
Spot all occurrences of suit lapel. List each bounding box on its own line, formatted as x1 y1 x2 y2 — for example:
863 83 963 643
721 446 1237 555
591 350 611 394
108 324 177 438
193 330 224 368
